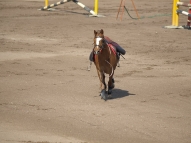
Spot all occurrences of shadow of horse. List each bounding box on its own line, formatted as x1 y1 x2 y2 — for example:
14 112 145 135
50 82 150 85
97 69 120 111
109 88 135 100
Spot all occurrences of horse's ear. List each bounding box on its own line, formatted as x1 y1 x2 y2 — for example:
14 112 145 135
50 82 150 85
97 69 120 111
94 30 97 35
100 29 104 34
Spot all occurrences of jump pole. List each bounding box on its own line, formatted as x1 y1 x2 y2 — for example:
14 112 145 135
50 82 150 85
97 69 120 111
39 0 102 17
39 0 71 11
177 9 191 17
72 0 96 16
177 1 191 6
39 0 105 17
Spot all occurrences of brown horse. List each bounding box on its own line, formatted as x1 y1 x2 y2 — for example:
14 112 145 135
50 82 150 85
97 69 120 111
93 29 119 100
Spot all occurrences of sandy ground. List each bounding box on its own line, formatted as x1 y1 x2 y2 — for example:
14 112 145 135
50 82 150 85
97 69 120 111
0 0 191 143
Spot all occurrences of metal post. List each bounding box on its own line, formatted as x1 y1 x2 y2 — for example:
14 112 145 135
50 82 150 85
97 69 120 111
45 0 49 7
94 0 98 15
172 0 179 26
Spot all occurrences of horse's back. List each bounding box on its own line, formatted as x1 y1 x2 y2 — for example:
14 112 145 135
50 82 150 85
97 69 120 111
104 36 126 55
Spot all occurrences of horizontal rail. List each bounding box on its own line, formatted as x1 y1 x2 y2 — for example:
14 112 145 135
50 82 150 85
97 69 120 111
177 9 191 17
177 2 191 7
72 0 96 15
39 0 96 16
40 0 71 10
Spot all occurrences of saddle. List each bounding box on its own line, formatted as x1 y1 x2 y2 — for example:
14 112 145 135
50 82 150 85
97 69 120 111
104 36 125 59
104 36 117 55
104 36 114 44
104 36 126 55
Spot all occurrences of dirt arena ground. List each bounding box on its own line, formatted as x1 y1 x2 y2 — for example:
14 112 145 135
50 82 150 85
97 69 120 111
0 0 191 143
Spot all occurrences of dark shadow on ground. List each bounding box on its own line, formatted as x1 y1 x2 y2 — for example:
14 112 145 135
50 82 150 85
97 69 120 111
110 88 135 100
63 10 89 15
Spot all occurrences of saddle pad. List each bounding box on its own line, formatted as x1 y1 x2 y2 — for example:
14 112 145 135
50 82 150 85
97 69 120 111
107 43 117 55
105 36 126 55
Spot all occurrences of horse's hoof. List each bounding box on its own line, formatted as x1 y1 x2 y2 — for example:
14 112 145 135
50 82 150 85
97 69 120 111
87 66 91 71
101 95 107 101
108 89 112 95
117 62 120 67
100 90 107 101
108 94 113 99
108 89 113 99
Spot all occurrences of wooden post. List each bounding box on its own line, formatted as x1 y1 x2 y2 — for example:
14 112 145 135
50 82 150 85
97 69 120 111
116 0 125 20
130 0 140 19
116 0 139 20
